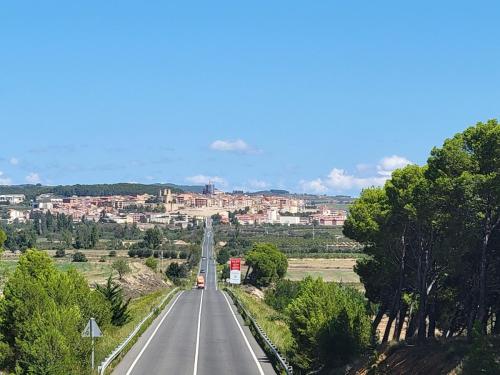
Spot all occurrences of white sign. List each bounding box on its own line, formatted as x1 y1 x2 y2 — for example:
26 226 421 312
82 318 102 338
230 270 241 284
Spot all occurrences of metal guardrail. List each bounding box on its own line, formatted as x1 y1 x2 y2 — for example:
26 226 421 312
225 288 293 375
98 288 179 375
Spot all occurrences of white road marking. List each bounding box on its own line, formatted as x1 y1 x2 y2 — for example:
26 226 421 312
193 289 204 375
125 291 184 375
222 292 265 375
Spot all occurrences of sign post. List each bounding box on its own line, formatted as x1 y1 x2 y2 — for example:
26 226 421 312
82 317 102 370
229 258 241 284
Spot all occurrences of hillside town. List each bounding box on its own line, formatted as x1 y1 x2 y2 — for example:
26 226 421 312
0 184 347 228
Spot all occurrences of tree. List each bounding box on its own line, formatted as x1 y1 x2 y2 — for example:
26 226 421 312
286 277 371 371
244 243 288 287
142 227 163 249
0 228 6 255
165 262 188 283
95 276 131 326
0 250 111 373
216 247 230 265
145 257 158 272
72 252 87 262
112 259 131 280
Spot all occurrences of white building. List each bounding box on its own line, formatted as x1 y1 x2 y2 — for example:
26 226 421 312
279 216 301 226
0 194 25 205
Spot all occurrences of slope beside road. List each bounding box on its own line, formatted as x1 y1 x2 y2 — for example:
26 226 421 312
112 219 276 375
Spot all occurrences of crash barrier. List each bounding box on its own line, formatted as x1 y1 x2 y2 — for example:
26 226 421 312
225 288 293 375
98 288 179 375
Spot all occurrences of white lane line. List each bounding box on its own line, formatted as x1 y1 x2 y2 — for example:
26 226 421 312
126 291 184 375
193 289 204 375
222 292 265 375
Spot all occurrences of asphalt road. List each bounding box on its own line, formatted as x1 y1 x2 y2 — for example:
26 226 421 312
112 219 276 375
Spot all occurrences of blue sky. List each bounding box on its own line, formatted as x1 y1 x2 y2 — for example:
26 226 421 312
1 1 499 195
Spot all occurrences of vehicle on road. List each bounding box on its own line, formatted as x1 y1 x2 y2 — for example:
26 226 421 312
196 275 205 289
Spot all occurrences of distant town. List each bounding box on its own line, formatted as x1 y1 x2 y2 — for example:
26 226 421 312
0 183 350 229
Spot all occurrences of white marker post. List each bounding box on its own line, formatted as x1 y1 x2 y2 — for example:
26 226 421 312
82 317 103 370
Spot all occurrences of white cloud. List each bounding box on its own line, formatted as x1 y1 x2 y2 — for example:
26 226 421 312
25 172 41 184
0 171 12 185
299 178 328 194
377 155 412 176
186 174 227 186
210 139 259 154
299 155 413 194
9 157 19 166
248 179 269 190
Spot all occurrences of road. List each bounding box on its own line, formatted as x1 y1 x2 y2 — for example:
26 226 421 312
112 219 276 375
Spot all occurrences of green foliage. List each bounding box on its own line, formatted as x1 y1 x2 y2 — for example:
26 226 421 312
264 279 303 313
111 259 131 279
462 324 500 374
286 277 371 371
216 246 230 265
108 250 117 257
245 243 288 287
95 276 131 326
54 248 66 258
145 257 158 272
165 262 188 284
72 251 87 262
0 228 6 254
74 222 99 249
0 250 111 374
142 227 163 249
221 264 230 280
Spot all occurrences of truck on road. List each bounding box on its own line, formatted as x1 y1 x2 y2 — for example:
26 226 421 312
196 275 205 289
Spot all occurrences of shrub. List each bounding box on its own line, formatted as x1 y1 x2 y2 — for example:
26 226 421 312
72 252 87 262
112 259 131 280
54 249 66 258
165 262 188 284
145 257 158 272
286 277 371 371
108 250 117 257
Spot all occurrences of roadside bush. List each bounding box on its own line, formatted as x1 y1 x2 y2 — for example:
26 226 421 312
286 277 371 371
54 248 66 258
0 250 111 373
265 279 302 313
72 252 88 262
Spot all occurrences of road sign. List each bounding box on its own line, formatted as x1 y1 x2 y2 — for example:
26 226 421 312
229 258 241 284
82 318 102 338
82 318 102 370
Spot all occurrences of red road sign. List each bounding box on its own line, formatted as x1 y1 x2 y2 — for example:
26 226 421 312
230 258 241 271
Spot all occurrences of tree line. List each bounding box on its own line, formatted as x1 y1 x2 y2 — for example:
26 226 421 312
344 120 500 343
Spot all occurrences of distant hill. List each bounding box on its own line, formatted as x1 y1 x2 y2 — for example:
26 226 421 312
0 183 199 200
248 189 290 196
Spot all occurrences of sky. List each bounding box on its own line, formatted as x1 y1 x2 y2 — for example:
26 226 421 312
1 1 499 196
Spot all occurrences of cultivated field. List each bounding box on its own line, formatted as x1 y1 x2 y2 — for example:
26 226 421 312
286 258 360 284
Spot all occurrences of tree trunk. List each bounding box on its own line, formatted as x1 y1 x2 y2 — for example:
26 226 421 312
394 303 408 341
417 243 430 343
382 313 396 343
493 309 500 334
372 303 387 336
406 311 417 339
477 216 491 333
427 303 436 338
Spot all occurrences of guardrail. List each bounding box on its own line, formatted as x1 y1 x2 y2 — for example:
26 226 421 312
98 287 179 375
225 288 293 375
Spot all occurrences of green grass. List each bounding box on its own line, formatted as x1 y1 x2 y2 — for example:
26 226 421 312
94 287 174 368
230 287 294 357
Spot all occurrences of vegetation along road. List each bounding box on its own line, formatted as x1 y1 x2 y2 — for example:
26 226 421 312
112 219 276 375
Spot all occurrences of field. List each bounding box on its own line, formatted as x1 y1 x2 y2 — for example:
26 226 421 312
286 258 360 284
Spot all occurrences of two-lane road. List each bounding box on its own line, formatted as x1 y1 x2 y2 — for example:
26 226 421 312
112 219 276 375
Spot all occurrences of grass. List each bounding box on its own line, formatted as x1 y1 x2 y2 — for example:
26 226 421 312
94 287 174 369
230 286 294 357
